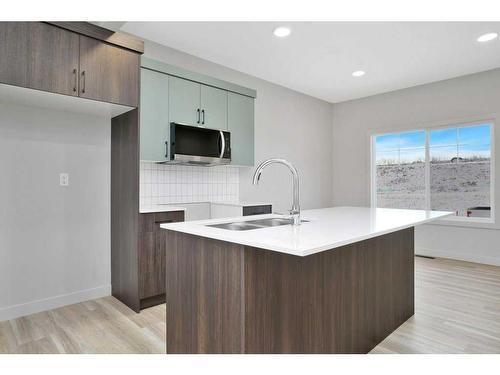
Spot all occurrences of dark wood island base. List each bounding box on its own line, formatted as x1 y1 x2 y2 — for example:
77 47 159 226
165 227 414 353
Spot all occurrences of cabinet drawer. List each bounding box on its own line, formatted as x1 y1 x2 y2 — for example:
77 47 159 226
243 205 272 216
139 210 184 233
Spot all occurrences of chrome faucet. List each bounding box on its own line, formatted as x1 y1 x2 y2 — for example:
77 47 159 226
252 158 301 225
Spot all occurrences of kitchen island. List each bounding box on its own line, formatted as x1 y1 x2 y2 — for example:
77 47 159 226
161 206 451 353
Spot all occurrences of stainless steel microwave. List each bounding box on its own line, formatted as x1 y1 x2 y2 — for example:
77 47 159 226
165 123 231 166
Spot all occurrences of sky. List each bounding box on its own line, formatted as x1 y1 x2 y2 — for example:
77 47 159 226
375 124 491 163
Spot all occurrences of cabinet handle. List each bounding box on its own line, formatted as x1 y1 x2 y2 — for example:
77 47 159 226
81 71 86 94
197 108 200 124
72 68 77 92
201 109 205 125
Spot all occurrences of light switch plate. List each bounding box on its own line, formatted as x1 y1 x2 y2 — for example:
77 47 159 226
60 173 69 186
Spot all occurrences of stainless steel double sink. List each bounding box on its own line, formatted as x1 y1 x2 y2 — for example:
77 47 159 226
207 217 308 231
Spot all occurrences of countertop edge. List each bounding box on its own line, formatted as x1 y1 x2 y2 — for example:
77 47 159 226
139 206 187 213
160 208 453 257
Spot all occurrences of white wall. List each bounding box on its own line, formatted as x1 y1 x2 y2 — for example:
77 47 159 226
144 41 334 213
0 41 334 321
0 103 111 320
331 68 500 266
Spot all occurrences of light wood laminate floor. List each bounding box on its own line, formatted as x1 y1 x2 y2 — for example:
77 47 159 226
371 256 500 354
1 257 499 354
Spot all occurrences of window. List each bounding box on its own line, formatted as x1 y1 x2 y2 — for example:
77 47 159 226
373 122 493 220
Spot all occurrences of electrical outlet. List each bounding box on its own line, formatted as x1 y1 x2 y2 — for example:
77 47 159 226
59 173 69 186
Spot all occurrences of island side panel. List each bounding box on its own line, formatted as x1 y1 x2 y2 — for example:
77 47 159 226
165 230 245 353
243 227 415 353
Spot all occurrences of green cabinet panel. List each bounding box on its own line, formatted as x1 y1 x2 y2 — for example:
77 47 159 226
200 85 228 130
140 68 169 162
228 92 254 166
168 76 201 126
139 58 255 166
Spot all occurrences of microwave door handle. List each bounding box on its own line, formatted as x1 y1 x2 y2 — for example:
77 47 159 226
219 131 225 159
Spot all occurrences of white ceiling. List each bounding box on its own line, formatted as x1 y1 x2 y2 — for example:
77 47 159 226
120 22 500 103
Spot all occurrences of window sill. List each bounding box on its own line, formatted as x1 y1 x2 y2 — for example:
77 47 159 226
429 215 499 230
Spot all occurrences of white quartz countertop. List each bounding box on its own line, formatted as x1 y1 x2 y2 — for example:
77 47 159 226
160 206 452 256
140 201 271 213
140 205 186 214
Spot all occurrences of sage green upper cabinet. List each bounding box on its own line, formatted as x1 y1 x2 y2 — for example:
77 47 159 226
200 85 228 130
228 92 254 166
168 76 201 126
140 57 257 165
169 76 228 130
140 68 169 162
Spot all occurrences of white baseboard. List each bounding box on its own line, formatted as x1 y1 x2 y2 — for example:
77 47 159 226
416 246 500 267
0 285 111 322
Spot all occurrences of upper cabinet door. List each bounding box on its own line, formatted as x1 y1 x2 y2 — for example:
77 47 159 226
79 35 139 107
168 76 201 126
140 68 169 162
0 22 80 96
200 85 228 130
228 92 255 166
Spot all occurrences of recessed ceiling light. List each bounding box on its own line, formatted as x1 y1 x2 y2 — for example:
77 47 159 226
477 32 498 42
273 26 291 38
352 70 366 77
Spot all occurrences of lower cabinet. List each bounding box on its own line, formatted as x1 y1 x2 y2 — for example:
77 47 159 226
138 210 184 309
242 205 273 216
210 203 272 219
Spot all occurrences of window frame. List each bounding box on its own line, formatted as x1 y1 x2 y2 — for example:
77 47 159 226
370 118 496 228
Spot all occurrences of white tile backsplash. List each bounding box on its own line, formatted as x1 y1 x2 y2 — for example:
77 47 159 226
140 162 239 207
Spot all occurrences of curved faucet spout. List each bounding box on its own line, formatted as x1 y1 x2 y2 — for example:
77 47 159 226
252 158 301 225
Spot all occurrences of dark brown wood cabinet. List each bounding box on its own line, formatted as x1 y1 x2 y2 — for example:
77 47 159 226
0 22 140 107
139 211 184 305
111 109 141 312
110 118 183 313
79 35 139 107
165 228 415 353
242 204 272 216
0 22 80 96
